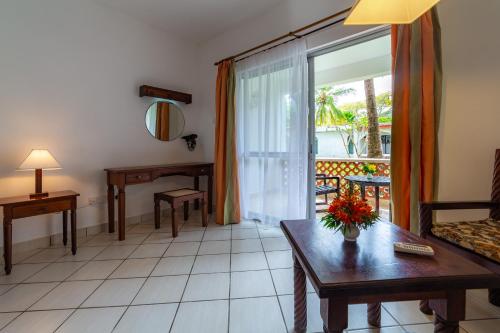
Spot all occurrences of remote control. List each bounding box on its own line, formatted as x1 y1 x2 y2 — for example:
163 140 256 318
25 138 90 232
393 242 435 256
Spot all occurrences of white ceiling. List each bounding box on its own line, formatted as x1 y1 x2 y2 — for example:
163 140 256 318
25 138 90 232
93 0 286 43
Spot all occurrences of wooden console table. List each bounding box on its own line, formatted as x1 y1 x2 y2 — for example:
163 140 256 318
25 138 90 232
0 190 79 274
105 162 213 241
281 219 500 333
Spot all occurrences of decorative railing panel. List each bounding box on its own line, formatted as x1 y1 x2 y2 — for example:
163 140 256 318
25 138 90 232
316 158 391 199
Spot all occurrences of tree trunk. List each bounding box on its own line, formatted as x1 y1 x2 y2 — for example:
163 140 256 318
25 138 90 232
364 79 383 158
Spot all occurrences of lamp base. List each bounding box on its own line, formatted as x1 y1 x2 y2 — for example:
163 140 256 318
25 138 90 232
30 192 49 199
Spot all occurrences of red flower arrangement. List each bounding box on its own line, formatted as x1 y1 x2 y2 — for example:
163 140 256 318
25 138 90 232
321 193 379 234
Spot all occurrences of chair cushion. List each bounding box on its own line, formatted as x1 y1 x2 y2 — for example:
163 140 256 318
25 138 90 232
162 189 201 197
432 219 500 263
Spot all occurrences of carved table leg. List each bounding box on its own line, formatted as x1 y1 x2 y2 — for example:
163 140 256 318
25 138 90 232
429 290 465 333
320 297 348 333
434 314 459 333
488 288 500 306
294 255 307 333
367 302 381 327
420 300 433 315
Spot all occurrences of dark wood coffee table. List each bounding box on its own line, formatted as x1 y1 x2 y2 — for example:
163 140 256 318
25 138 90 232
280 219 500 333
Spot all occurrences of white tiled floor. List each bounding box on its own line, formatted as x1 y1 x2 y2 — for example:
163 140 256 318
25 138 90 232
0 211 499 332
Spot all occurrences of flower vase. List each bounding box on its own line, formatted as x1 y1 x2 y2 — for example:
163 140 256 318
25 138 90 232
366 173 373 180
343 224 360 242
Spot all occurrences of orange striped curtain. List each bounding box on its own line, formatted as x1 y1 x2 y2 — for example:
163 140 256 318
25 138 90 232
215 60 241 225
155 102 170 141
391 8 442 233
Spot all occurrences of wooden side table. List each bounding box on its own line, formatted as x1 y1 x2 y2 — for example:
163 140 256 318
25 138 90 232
0 190 79 274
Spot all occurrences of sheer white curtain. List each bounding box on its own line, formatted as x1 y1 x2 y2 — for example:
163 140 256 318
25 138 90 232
236 40 309 226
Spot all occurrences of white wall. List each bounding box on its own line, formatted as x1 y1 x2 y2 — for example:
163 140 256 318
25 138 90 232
437 0 500 216
0 0 204 243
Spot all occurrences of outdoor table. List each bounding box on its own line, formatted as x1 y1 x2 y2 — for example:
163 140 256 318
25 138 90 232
345 175 391 221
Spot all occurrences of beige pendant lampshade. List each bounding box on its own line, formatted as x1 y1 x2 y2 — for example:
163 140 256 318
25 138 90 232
17 149 61 171
344 0 440 25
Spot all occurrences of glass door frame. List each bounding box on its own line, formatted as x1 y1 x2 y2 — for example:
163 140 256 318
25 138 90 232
305 26 391 220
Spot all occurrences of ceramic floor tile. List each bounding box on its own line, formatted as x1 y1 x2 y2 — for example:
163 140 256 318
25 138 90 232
0 283 58 312
55 307 126 333
112 234 148 246
261 237 291 251
203 230 231 241
192 254 230 274
347 304 398 330
172 231 204 243
0 309 72 333
258 227 284 238
230 270 276 298
460 319 500 333
231 220 256 229
113 303 178 333
25 262 86 282
127 224 157 234
231 229 259 240
93 245 137 260
81 278 145 307
182 272 230 301
230 252 268 271
128 244 169 259
143 233 173 244
383 301 433 325
0 286 13 297
67 260 123 281
151 256 195 276
0 264 48 284
132 275 188 304
22 248 68 264
466 289 500 320
170 300 228 333
347 327 406 333
266 250 293 269
231 239 263 253
108 258 159 278
83 234 116 246
279 293 324 333
164 242 200 256
30 280 102 310
230 296 286 333
56 246 105 262
198 241 231 255
0 312 20 330
403 323 467 333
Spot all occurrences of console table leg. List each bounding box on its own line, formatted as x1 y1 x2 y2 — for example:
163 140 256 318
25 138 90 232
107 184 115 233
367 302 381 327
3 212 12 275
294 255 307 333
62 211 68 246
194 176 200 210
154 197 161 229
118 187 125 241
71 207 77 255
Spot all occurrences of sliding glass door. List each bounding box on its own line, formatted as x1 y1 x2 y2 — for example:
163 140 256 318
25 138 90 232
308 29 393 220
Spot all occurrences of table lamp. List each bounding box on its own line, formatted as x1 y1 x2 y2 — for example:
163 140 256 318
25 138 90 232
17 149 61 198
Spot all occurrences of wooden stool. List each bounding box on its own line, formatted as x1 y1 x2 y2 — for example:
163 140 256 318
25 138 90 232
154 188 208 237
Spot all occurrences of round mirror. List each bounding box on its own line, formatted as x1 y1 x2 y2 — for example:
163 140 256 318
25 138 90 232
145 101 185 141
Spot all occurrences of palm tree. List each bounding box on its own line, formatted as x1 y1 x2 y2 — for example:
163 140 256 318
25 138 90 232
363 79 383 158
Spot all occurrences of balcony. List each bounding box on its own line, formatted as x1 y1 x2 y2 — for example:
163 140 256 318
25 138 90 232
315 157 391 220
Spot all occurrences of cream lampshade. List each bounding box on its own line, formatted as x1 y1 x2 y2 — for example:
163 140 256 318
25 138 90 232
344 0 440 25
17 149 61 198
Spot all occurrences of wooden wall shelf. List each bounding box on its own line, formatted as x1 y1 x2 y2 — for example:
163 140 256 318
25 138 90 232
139 85 192 104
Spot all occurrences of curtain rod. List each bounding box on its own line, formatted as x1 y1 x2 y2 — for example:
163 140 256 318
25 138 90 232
213 7 352 66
